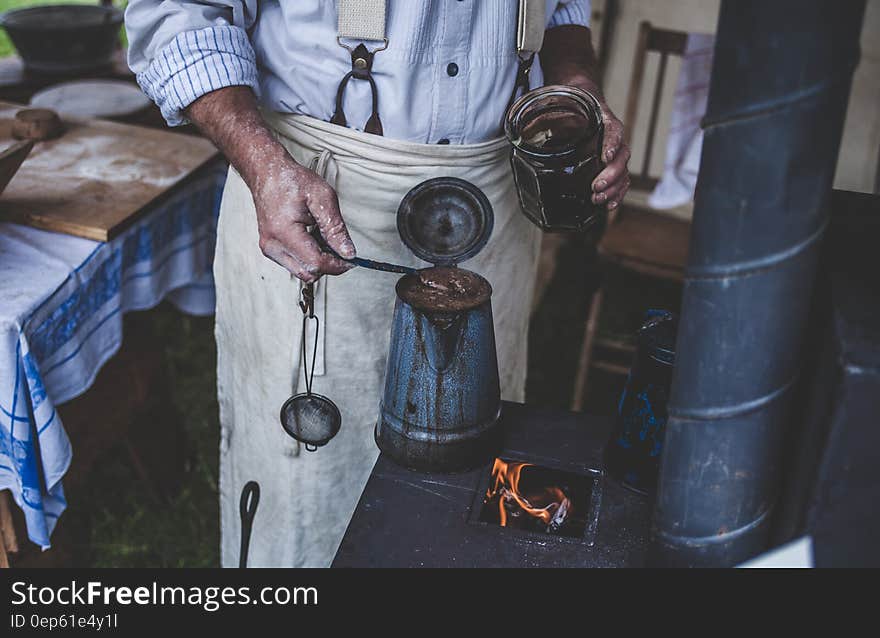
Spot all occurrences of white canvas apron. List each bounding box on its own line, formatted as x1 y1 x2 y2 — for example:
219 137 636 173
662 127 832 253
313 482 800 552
215 1 545 568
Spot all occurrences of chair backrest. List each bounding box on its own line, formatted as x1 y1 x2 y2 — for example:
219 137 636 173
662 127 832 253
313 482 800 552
624 21 689 192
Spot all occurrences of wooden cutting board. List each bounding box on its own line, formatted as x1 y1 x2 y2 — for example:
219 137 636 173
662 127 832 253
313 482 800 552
0 101 219 241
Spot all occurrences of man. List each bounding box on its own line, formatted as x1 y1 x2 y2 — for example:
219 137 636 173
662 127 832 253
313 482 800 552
125 0 630 567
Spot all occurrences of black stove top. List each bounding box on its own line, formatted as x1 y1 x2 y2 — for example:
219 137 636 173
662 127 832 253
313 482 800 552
333 402 651 567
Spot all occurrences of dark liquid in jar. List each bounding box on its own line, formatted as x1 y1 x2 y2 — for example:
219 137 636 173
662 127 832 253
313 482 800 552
519 106 591 152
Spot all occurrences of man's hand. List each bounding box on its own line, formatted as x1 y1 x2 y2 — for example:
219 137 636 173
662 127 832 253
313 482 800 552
541 25 631 212
592 107 631 212
186 86 355 283
250 152 354 283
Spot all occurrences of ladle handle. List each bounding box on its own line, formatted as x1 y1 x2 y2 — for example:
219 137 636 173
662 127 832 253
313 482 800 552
347 255 417 275
239 481 260 568
313 230 417 275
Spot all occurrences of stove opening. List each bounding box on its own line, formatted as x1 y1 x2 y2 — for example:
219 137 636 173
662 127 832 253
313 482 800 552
478 458 597 539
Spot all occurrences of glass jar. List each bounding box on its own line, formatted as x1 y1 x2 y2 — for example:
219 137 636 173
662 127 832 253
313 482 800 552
504 85 605 233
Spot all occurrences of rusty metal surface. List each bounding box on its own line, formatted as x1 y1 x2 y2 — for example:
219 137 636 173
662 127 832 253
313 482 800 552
336 402 651 567
397 267 492 313
396 177 494 266
375 282 501 473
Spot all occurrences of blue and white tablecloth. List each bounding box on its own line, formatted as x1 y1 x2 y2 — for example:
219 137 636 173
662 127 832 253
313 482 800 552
0 159 227 548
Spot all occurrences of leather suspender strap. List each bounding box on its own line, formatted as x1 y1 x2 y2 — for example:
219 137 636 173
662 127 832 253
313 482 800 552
332 0 388 136
508 0 547 114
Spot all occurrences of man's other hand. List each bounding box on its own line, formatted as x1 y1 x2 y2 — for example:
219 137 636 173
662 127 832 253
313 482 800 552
591 106 631 212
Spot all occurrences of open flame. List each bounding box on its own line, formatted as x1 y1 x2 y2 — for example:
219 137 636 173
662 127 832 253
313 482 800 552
486 458 572 533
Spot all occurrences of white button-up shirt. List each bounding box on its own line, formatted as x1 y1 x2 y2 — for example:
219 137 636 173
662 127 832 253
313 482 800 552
126 1 591 143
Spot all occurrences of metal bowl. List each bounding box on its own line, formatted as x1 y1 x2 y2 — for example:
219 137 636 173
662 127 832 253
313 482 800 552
0 5 123 75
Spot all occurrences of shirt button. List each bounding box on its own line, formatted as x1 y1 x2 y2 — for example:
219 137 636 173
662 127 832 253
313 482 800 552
446 62 459 77
437 138 450 145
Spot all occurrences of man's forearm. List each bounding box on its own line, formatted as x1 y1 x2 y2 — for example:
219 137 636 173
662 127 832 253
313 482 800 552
541 25 631 210
185 86 294 195
184 85 355 280
540 25 605 102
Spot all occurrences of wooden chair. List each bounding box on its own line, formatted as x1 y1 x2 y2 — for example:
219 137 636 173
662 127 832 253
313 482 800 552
571 21 694 410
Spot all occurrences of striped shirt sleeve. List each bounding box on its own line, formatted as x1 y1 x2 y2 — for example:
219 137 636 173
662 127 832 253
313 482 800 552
548 0 592 29
136 25 260 127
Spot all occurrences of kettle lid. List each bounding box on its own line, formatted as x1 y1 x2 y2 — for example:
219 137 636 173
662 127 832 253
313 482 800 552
397 177 494 266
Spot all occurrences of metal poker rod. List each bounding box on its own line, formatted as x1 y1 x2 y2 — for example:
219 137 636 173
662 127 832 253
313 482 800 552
314 230 418 275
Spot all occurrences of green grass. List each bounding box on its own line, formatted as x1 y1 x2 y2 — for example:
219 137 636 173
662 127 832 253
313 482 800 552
63 305 221 567
0 1 126 58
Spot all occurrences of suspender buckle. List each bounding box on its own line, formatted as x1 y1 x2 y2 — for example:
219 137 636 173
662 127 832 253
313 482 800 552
506 52 536 116
336 36 389 55
336 37 387 80
515 52 535 92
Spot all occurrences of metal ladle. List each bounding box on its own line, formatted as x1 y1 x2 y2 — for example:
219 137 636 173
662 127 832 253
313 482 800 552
279 234 415 450
279 283 343 451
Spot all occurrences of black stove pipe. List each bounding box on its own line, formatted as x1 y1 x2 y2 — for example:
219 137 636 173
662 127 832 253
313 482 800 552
649 0 865 567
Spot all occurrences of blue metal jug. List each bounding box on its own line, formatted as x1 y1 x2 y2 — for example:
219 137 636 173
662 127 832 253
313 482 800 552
375 178 501 472
604 310 677 494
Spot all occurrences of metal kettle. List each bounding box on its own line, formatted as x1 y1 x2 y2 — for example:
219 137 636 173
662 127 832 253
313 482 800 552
375 177 501 473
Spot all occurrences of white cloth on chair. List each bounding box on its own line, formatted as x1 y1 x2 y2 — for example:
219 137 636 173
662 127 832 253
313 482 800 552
648 33 715 211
